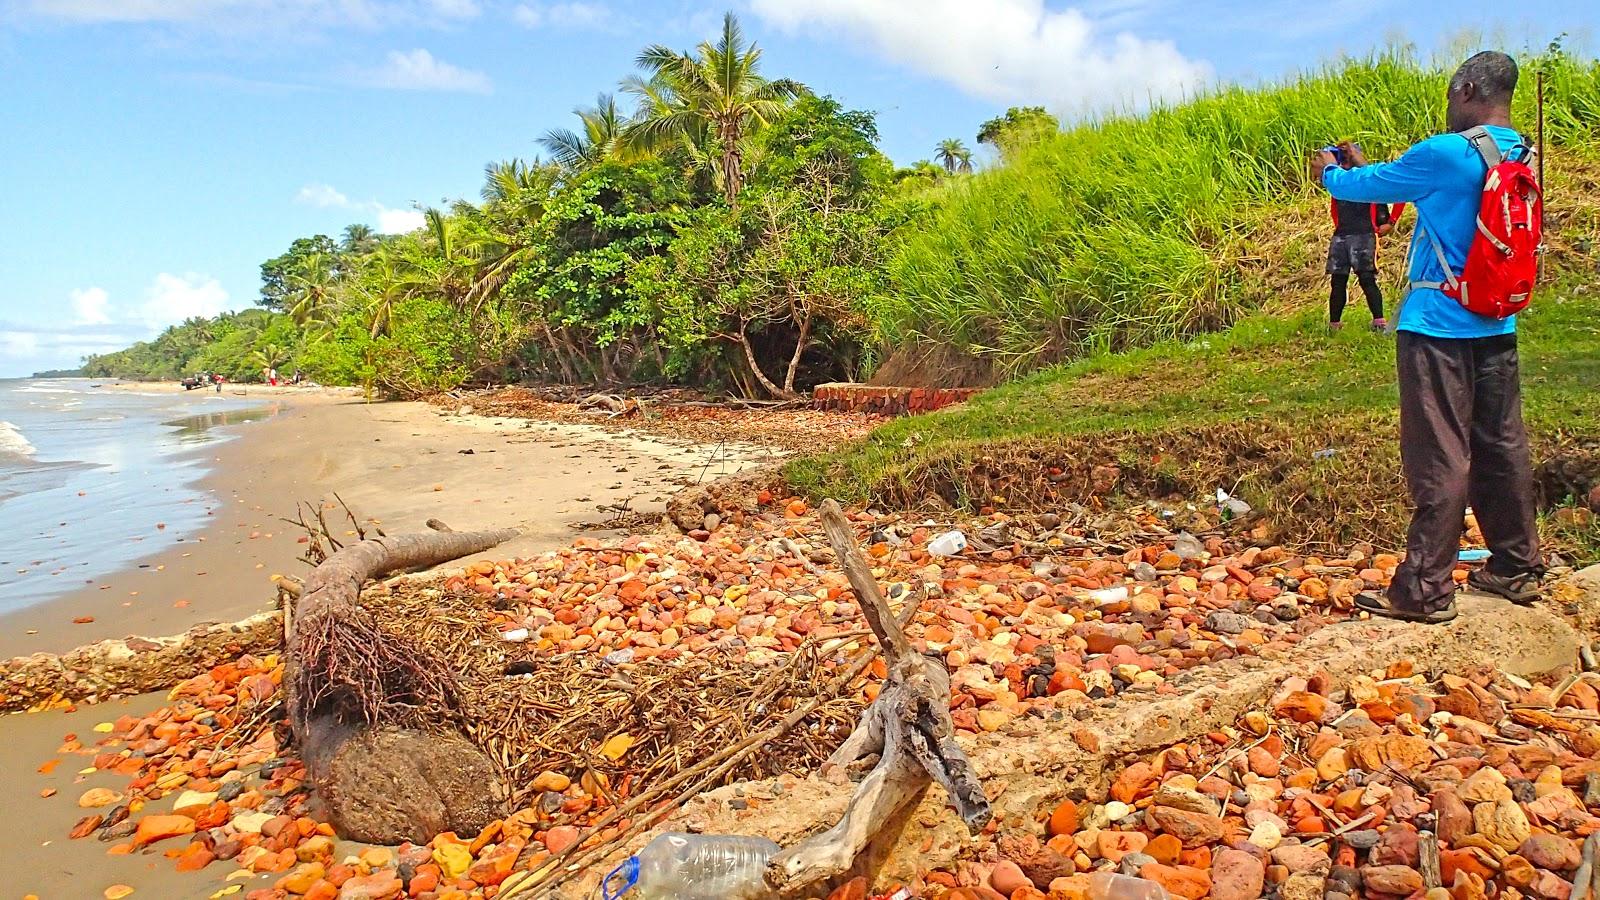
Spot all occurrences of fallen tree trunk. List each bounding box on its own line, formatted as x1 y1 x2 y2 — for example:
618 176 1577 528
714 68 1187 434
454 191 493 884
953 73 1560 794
765 499 991 894
288 525 518 844
0 612 283 713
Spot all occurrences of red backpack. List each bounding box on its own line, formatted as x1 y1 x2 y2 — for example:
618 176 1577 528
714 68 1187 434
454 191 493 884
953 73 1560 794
1413 126 1543 319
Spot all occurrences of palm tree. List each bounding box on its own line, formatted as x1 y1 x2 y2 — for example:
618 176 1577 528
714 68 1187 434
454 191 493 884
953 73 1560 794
341 223 378 255
539 94 632 171
621 12 804 205
935 138 974 174
250 343 287 373
467 161 560 309
284 253 338 326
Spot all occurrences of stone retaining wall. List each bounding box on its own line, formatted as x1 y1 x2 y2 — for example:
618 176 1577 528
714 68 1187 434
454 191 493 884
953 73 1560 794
812 383 982 415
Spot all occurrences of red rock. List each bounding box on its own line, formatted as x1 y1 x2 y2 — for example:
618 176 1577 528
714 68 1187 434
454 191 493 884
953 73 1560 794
1147 806 1224 848
1110 762 1160 803
1434 790 1472 845
1520 834 1582 871
1211 848 1266 900
1362 865 1424 895
1145 834 1183 865
1370 824 1420 867
336 872 404 900
176 842 215 872
1047 800 1079 837
1441 849 1496 885
134 814 196 847
828 877 868 900
1247 746 1280 777
991 860 1031 896
543 824 581 855
1098 831 1149 863
1139 863 1211 900
1274 692 1329 724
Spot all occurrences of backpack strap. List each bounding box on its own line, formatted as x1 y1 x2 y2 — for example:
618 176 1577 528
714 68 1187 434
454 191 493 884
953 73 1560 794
1461 125 1504 168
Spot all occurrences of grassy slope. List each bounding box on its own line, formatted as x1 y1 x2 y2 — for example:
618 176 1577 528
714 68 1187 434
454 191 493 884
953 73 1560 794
790 277 1600 554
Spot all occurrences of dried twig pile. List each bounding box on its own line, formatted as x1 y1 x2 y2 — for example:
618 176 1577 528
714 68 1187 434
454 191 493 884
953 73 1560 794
366 583 869 811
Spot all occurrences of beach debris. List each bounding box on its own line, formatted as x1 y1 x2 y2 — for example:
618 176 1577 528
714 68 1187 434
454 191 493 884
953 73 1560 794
766 500 990 894
284 515 518 844
37 488 1581 899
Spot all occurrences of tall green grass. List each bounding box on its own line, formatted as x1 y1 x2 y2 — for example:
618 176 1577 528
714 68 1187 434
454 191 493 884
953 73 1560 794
870 50 1600 374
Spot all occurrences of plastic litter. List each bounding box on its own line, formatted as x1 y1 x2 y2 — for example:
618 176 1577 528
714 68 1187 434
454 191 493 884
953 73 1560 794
602 832 780 900
927 530 968 557
1459 548 1492 562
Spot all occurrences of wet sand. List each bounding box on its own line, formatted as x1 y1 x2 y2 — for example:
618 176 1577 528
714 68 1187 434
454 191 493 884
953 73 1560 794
0 389 767 898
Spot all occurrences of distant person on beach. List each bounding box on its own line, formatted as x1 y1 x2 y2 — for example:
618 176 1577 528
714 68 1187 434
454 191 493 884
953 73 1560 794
212 372 224 393
1325 157 1403 331
1317 50 1543 624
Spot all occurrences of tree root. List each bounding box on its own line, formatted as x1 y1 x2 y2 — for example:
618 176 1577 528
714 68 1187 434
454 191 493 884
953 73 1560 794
287 524 519 844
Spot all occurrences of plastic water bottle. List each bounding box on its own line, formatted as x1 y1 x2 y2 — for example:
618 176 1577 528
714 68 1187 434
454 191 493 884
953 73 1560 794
602 832 781 900
1087 871 1173 900
927 530 968 557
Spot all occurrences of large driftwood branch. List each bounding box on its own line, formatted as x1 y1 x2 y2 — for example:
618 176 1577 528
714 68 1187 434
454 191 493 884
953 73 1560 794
288 525 518 844
766 500 990 894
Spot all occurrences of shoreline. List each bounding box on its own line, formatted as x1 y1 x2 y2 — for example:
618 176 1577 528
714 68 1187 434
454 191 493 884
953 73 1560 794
1 388 768 659
0 388 770 898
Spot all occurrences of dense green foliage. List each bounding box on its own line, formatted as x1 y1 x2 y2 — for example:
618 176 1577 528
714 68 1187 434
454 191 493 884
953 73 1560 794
871 51 1600 375
81 35 1600 403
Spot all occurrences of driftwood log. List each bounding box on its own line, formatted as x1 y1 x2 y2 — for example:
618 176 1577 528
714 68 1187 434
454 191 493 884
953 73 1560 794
766 499 991 894
288 523 518 844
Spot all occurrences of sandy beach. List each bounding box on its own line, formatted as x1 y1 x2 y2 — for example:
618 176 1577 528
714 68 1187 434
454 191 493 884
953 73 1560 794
0 384 769 898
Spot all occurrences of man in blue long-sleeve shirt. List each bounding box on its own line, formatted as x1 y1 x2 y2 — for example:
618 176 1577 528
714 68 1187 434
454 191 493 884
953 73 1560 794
1318 51 1543 624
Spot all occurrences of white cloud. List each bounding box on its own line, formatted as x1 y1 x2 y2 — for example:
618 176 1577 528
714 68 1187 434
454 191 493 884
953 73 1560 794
19 0 480 29
294 183 350 208
512 2 615 29
376 207 426 234
292 183 423 234
356 48 492 93
749 0 1211 115
69 286 111 325
139 272 229 330
1 330 40 357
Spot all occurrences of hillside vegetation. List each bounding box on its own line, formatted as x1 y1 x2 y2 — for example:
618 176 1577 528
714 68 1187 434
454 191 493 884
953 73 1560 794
869 51 1600 374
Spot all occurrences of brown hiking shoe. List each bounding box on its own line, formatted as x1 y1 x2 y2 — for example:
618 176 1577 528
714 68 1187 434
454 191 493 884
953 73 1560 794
1467 567 1544 605
1356 591 1458 624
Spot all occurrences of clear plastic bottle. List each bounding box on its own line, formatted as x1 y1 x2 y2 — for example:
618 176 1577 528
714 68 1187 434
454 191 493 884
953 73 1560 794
1087 871 1173 900
602 832 781 900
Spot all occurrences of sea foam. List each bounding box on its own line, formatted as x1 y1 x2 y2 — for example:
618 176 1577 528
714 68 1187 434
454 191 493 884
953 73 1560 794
0 420 36 457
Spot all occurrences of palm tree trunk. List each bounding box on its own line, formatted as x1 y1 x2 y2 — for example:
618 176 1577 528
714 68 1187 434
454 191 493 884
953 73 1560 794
721 119 743 206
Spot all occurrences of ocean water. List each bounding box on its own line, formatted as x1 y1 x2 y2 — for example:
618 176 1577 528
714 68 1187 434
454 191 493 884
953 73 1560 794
0 378 276 611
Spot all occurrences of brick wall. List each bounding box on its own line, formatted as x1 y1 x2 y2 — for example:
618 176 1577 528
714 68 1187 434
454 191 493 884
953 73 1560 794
811 382 982 415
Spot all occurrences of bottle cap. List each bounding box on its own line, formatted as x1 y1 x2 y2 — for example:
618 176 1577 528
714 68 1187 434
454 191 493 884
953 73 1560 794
602 856 641 900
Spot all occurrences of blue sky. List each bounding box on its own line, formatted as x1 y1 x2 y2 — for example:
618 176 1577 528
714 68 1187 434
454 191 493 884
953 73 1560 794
0 0 1592 376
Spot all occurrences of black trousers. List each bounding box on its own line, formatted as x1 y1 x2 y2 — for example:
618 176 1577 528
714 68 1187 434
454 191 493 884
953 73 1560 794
1330 272 1384 322
1387 332 1541 612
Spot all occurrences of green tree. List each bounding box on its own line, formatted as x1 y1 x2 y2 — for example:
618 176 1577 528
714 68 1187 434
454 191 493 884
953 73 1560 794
283 252 339 326
539 94 633 171
259 235 338 310
341 223 379 255
622 11 805 205
976 106 1059 158
934 138 974 174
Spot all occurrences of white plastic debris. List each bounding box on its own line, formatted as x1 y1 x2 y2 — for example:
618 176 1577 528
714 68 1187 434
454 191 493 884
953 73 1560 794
500 628 531 642
927 530 968 557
